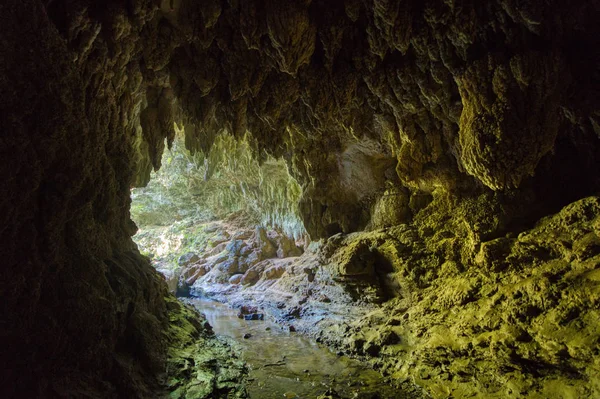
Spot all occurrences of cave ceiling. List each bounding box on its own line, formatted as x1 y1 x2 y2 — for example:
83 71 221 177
44 0 600 236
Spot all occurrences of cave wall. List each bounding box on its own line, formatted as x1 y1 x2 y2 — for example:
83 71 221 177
0 1 173 397
1 0 599 397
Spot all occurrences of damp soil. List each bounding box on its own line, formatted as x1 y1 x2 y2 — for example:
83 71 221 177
187 299 405 399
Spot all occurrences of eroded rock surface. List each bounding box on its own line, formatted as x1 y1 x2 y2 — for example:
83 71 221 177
1 0 599 397
193 198 600 398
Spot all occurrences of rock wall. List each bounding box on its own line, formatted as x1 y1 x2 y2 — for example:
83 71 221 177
0 1 246 397
186 197 600 398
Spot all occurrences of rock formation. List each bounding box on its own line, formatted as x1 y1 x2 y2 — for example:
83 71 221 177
1 0 599 397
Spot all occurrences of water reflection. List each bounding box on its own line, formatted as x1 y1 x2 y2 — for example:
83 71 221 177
188 299 400 399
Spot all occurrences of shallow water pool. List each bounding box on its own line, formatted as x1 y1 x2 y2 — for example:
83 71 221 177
188 299 404 399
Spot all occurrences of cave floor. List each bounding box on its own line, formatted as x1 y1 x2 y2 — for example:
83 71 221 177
186 298 403 399
140 196 600 399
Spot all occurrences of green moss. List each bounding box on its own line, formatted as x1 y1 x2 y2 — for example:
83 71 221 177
164 296 248 398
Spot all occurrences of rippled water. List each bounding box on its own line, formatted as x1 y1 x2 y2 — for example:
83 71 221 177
189 299 401 399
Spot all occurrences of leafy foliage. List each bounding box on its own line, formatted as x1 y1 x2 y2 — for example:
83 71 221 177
131 125 305 239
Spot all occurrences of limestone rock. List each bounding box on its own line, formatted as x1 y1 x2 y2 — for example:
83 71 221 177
178 252 200 267
264 264 286 280
229 274 243 285
2 0 600 397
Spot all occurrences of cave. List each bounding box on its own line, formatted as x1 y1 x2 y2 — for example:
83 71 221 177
1 0 599 398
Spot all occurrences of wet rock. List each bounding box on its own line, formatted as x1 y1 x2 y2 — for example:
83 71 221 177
237 306 256 316
243 313 264 321
284 307 302 319
303 267 316 282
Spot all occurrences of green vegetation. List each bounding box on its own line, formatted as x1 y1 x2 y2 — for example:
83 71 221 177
131 125 305 263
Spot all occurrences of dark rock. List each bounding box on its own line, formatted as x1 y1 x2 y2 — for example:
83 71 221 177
243 313 264 321
379 330 401 346
237 305 259 318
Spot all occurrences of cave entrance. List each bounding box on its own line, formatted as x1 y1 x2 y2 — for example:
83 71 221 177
130 126 306 296
129 129 401 398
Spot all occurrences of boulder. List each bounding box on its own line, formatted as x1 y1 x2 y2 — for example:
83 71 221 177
225 239 247 256
178 252 200 267
233 230 254 240
275 234 303 258
240 269 260 285
217 258 239 275
237 251 260 273
209 231 231 246
185 264 211 286
204 242 228 257
256 226 277 259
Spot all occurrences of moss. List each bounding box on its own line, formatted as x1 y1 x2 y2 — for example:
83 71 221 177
164 296 248 398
